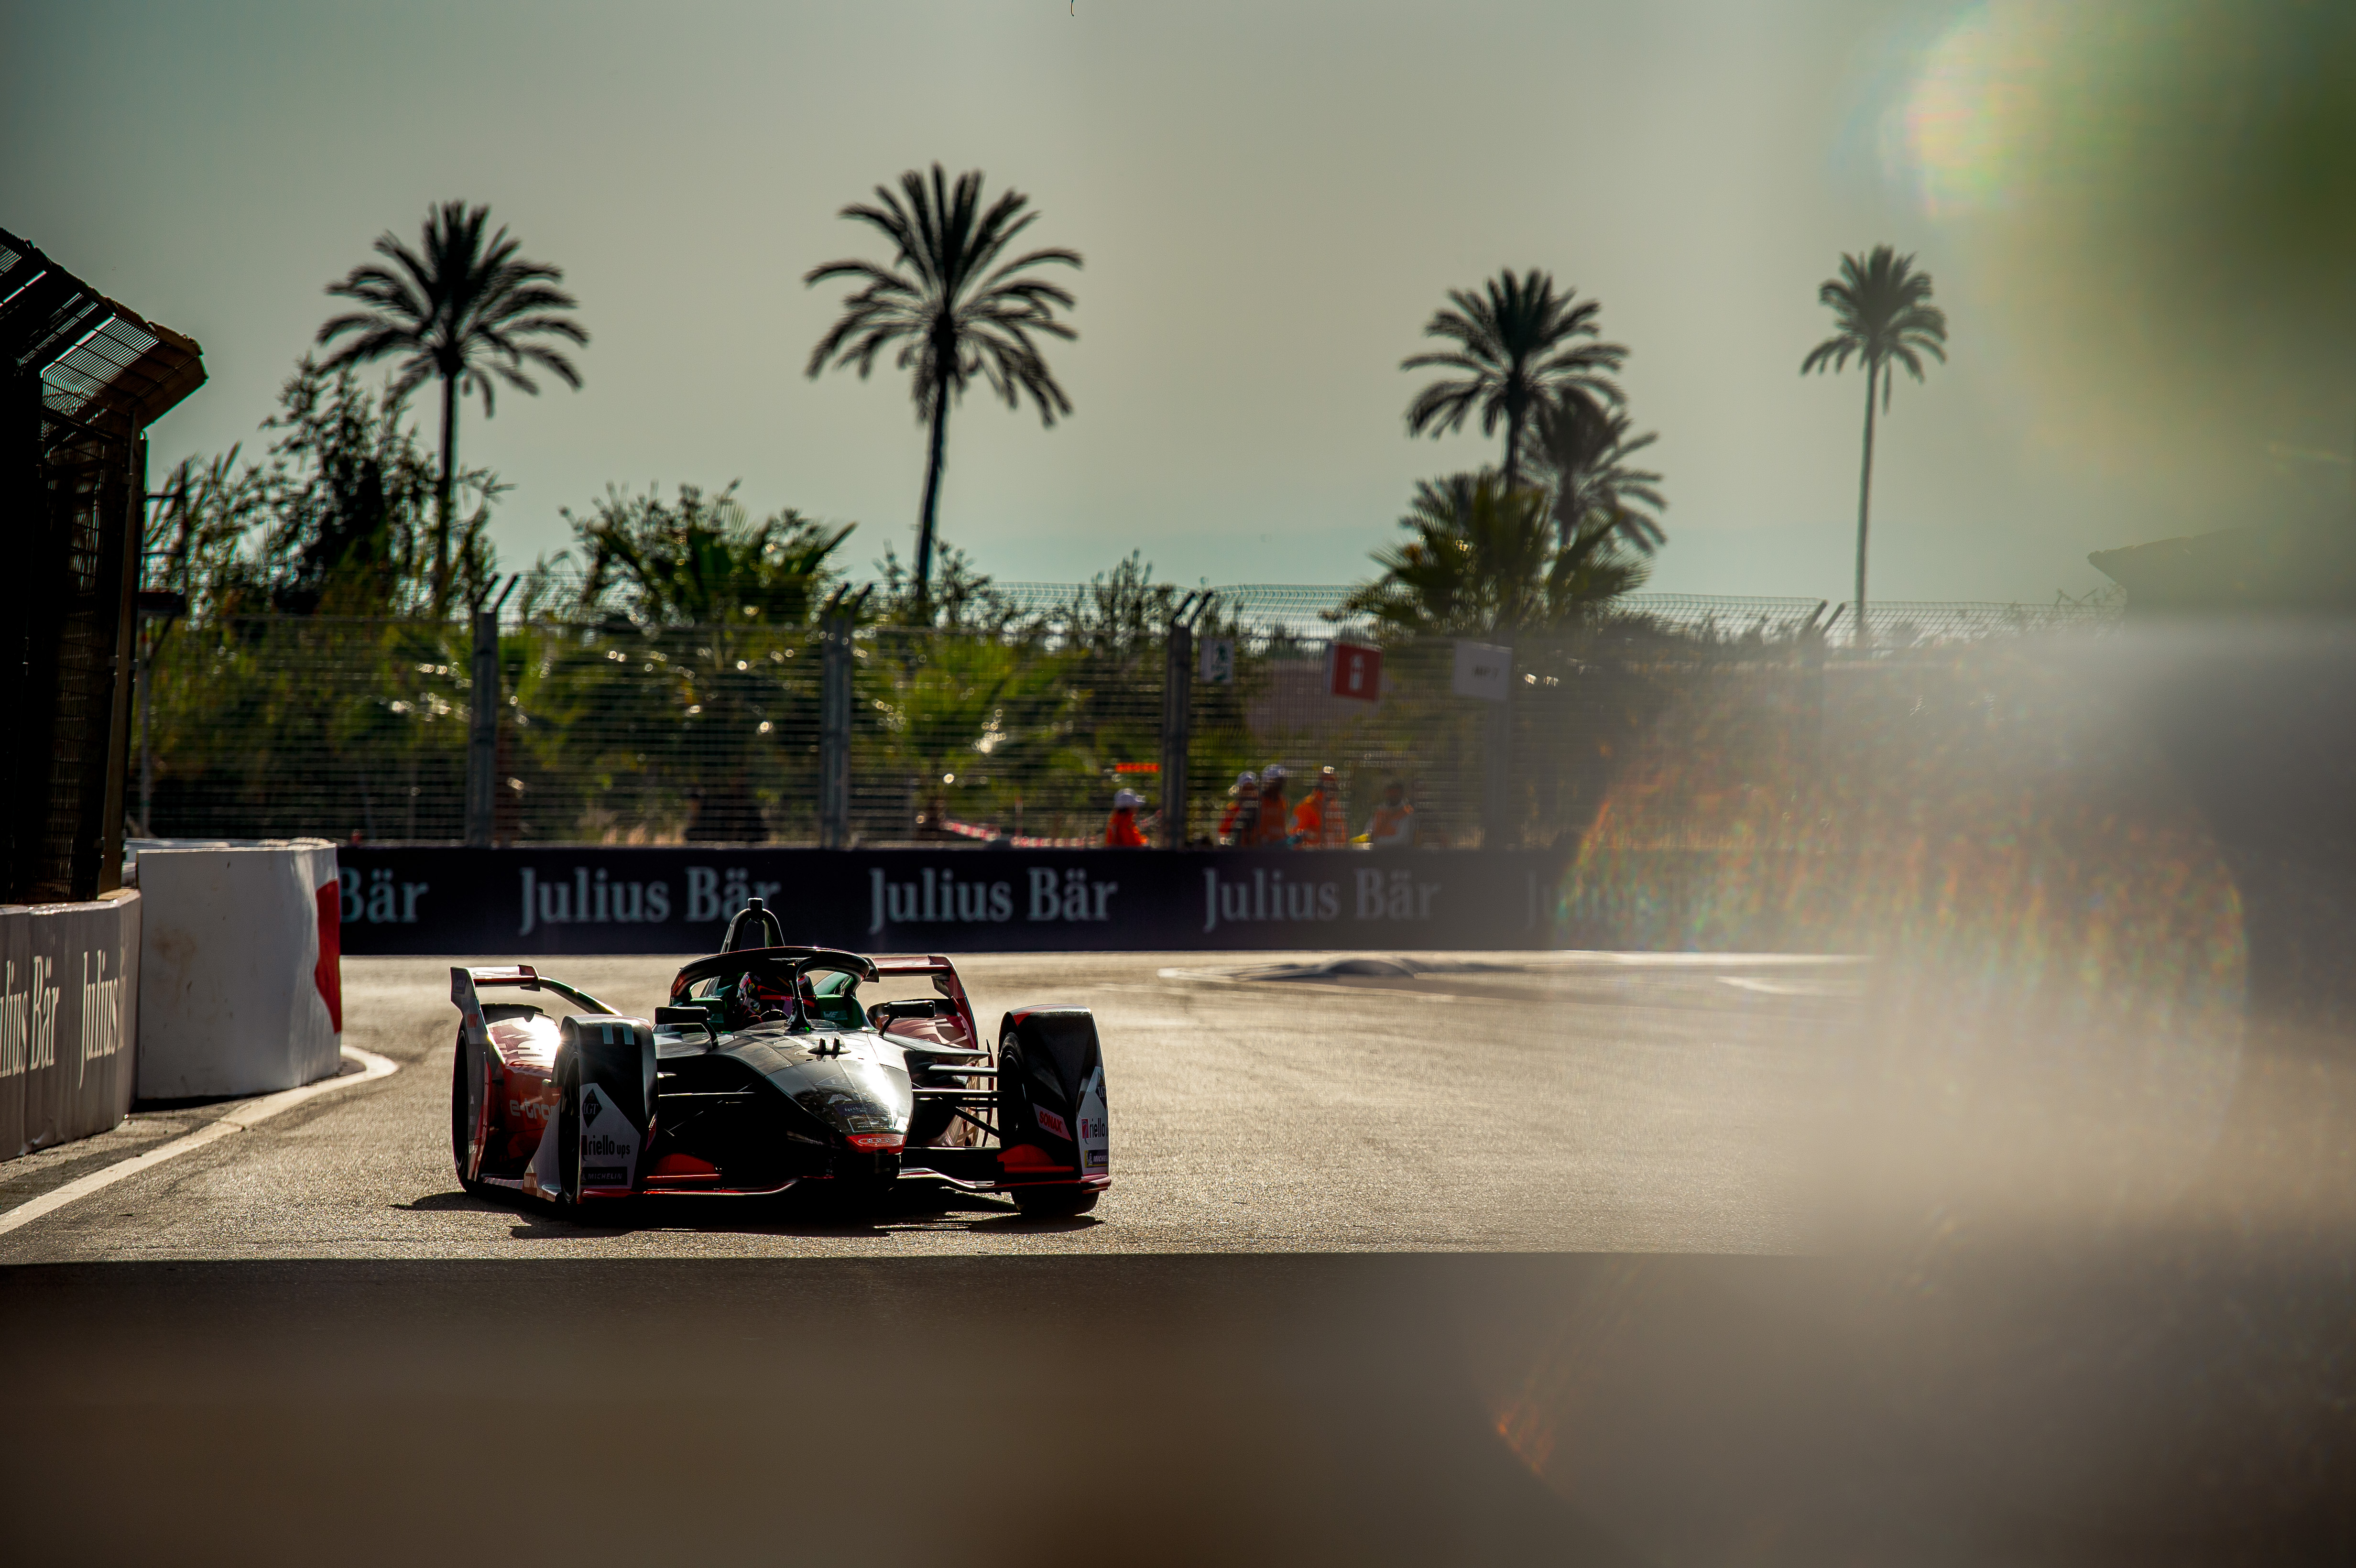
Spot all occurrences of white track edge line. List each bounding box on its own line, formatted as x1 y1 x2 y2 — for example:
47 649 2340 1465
0 1045 400 1240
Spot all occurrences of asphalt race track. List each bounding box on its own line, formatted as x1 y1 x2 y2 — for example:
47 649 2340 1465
4 950 2351 1564
0 951 1844 1262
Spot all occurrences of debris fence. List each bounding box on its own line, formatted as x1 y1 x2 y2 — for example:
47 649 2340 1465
136 588 2120 849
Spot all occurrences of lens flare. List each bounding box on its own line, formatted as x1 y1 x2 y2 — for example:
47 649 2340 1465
1883 1 2356 501
1889 2 2066 219
1512 634 2256 1541
1566 634 2246 1231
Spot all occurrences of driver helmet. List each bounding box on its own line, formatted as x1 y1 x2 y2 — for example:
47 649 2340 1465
730 969 795 1025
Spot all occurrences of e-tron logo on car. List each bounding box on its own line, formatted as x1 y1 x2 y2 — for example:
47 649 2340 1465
582 1087 603 1124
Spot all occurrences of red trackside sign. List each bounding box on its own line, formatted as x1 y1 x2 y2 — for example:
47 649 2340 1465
1327 642 1382 701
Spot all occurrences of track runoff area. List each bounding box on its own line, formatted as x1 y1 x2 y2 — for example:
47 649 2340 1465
5 950 2346 1562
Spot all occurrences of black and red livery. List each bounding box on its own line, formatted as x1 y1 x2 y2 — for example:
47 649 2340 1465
448 900 1109 1215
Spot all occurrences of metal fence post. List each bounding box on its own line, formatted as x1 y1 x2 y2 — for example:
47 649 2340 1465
464 607 498 847
820 614 851 849
1800 599 1832 781
1159 591 1211 849
93 435 144 892
464 576 516 848
133 590 187 837
1160 620 1193 849
1482 640 1515 849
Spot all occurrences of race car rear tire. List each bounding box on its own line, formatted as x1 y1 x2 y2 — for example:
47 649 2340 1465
450 1032 488 1197
1010 1187 1099 1218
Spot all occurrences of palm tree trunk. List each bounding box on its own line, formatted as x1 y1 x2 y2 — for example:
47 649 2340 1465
1503 398 1525 494
435 371 459 613
913 380 950 617
1854 360 1877 649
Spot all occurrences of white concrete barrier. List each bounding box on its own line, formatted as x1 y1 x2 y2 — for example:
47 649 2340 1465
1 892 141 1160
135 843 342 1099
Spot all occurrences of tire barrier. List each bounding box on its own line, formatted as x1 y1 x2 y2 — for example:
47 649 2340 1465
134 843 342 1099
0 892 140 1163
332 846 1570 956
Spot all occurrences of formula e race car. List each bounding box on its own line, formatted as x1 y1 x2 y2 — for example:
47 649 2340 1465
448 899 1109 1215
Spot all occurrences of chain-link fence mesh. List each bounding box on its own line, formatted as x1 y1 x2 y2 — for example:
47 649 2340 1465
138 588 2123 848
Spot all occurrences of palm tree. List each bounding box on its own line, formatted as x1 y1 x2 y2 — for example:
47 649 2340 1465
317 202 587 612
805 164 1081 615
564 482 856 627
1523 391 1667 555
1341 472 1647 637
1801 245 1948 643
1402 270 1625 493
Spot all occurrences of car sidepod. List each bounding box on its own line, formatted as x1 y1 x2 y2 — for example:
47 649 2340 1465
996 1008 1110 1210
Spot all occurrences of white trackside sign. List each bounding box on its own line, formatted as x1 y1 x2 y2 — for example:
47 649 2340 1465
1452 639 1512 702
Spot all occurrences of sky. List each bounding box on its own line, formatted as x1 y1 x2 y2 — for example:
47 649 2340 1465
6 0 2337 603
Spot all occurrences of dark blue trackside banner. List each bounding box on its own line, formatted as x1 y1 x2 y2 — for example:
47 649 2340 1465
331 847 1565 955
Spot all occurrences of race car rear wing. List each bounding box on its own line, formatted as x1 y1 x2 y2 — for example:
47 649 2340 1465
868 954 980 1052
450 965 616 1048
871 955 955 976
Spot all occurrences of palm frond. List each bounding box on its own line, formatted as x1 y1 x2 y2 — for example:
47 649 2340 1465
316 201 588 416
1401 268 1627 461
1523 391 1670 556
805 161 1082 425
1404 379 1483 437
1800 243 1948 390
